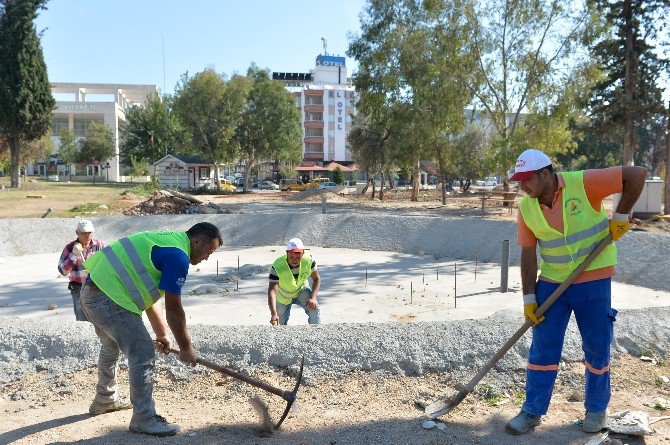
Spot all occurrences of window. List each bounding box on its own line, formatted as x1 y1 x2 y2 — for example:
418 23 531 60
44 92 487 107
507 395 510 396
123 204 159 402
73 116 104 138
305 95 323 106
198 166 210 179
305 143 323 154
51 117 69 136
305 128 323 137
305 112 322 122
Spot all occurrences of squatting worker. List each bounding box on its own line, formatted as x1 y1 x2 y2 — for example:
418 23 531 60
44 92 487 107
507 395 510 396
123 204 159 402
268 238 321 325
80 222 222 437
57 219 106 321
505 149 645 435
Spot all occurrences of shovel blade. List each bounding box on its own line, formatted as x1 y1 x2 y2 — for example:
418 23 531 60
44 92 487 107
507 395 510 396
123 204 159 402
424 389 469 419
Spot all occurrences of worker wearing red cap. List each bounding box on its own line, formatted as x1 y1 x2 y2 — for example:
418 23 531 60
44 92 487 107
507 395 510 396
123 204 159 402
505 149 646 435
268 238 321 325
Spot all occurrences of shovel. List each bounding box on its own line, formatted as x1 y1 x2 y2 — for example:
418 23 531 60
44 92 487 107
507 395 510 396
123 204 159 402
167 346 304 430
425 234 613 419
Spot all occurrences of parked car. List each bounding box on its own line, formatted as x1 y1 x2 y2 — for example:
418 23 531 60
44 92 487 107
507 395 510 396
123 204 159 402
218 179 236 192
235 177 245 187
317 181 338 190
257 180 279 190
47 174 59 182
309 177 331 188
475 178 497 187
279 179 309 191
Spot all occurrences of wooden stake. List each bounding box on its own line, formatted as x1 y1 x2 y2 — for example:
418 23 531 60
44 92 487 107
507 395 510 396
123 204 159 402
216 260 219 276
410 282 413 304
436 261 439 280
454 262 457 308
474 249 478 283
365 268 368 287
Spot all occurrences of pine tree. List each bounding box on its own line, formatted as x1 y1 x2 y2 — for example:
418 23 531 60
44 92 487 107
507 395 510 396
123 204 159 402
588 0 669 166
0 0 55 187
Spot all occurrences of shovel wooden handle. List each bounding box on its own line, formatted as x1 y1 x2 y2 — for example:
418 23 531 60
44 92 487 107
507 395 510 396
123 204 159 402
426 234 613 418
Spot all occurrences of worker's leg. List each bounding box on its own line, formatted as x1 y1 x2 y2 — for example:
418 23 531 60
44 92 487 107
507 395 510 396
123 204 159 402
69 282 87 321
522 279 572 416
81 283 156 420
572 278 614 413
276 299 292 325
80 284 121 403
294 288 320 324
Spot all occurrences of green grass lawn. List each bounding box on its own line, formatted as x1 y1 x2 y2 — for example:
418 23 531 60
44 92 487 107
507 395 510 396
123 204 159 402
0 177 145 218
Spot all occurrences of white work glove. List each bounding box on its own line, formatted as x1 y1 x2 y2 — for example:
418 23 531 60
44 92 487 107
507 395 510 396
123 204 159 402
72 243 84 260
523 293 545 325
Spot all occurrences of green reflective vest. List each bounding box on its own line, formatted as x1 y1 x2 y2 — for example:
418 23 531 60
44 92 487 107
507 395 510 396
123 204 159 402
518 171 616 282
83 231 190 315
273 254 313 305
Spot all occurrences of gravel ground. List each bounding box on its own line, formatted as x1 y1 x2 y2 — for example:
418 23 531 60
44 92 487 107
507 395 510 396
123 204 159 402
1 306 669 386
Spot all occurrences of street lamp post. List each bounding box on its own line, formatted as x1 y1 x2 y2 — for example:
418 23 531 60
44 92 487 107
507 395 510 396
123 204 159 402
105 162 110 182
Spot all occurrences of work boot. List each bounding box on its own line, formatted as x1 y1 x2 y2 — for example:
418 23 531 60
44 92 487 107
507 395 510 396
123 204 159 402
505 410 542 435
583 410 608 433
89 397 132 415
129 414 180 437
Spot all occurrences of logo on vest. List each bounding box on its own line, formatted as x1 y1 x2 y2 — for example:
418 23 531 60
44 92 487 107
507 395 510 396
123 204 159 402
565 197 583 216
176 277 186 288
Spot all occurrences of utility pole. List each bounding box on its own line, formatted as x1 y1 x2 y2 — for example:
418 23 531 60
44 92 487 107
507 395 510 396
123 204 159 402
664 102 670 214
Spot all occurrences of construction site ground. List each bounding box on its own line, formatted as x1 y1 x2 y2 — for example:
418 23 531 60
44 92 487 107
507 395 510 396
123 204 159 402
1 184 670 444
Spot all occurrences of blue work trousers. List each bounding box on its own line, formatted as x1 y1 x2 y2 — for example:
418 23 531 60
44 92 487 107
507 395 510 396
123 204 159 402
523 278 617 416
276 288 320 325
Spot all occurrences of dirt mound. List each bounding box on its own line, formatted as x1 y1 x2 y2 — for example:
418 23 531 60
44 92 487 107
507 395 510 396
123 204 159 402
123 190 242 215
285 188 352 203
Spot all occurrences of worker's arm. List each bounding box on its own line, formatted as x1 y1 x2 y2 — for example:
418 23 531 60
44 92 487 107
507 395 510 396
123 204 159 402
615 166 647 214
145 300 171 353
268 282 279 325
611 166 647 241
520 245 543 325
164 292 197 366
306 269 320 311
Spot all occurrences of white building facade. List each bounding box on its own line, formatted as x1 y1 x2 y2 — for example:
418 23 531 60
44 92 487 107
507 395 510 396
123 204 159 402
273 55 356 165
30 82 156 182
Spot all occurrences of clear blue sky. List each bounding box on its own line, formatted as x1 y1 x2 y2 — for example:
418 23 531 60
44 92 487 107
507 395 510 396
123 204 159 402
35 0 367 94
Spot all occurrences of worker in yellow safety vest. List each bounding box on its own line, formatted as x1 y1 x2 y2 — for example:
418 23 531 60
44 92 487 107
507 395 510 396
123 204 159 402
80 222 221 437
505 149 646 436
268 238 321 325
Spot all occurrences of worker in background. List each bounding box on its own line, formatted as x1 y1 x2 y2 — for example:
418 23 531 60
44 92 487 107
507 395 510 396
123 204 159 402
80 222 222 437
57 219 106 321
505 149 646 435
268 238 321 325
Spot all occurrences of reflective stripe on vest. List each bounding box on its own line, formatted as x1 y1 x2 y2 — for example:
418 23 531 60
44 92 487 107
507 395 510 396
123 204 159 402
101 238 161 311
83 231 190 315
273 254 312 305
519 171 617 282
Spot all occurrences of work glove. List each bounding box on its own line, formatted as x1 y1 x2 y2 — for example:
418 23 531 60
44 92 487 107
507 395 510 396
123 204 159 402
72 243 84 260
610 212 631 241
523 293 545 325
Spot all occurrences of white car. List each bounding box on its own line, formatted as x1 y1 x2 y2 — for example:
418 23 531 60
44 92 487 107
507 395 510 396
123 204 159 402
257 180 279 190
317 181 338 190
475 178 497 187
47 174 59 182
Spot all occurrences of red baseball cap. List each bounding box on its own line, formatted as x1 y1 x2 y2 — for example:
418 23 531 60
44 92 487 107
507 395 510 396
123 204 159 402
509 149 552 182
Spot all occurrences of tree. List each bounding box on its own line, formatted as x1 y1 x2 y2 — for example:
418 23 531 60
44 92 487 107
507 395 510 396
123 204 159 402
235 66 302 191
333 166 344 185
119 92 186 166
459 0 598 181
347 113 388 199
78 122 114 165
0 0 55 188
349 0 480 201
173 69 249 191
128 153 149 182
588 0 669 166
57 127 77 180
